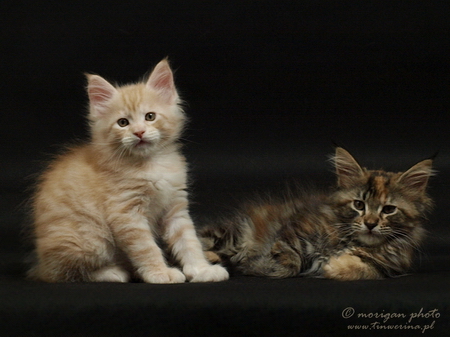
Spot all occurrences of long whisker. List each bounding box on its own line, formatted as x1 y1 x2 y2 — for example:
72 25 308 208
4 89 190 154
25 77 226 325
387 230 422 251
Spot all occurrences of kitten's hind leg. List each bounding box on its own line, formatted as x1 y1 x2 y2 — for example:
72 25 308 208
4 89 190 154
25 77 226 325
30 235 114 282
90 265 130 283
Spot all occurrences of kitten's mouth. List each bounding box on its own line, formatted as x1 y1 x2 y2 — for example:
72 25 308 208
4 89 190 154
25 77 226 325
135 139 150 147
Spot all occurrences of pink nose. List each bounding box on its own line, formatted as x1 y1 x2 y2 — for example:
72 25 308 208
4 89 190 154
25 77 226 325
134 131 145 138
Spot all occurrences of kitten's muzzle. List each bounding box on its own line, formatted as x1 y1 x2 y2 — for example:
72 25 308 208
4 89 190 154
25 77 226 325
364 222 378 231
134 131 145 139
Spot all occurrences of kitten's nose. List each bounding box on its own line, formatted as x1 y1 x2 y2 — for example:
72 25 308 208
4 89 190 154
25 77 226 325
134 131 145 139
365 222 378 231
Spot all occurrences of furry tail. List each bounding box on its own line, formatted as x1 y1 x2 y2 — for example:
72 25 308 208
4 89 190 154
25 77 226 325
197 215 246 265
197 213 303 278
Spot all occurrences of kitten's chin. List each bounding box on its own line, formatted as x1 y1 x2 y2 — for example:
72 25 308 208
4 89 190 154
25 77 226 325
131 143 156 157
357 233 385 246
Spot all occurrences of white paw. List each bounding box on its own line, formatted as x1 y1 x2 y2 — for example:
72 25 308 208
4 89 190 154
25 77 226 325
141 267 186 284
183 264 229 283
91 266 130 283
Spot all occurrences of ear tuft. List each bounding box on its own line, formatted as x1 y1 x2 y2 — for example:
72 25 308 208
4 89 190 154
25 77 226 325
333 147 365 188
86 74 117 118
146 59 178 104
397 159 434 193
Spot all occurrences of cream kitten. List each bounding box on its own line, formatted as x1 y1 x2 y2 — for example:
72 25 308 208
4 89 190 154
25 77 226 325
29 59 229 283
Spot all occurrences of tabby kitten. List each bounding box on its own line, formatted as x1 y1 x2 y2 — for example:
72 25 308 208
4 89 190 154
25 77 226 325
29 59 229 283
200 147 434 280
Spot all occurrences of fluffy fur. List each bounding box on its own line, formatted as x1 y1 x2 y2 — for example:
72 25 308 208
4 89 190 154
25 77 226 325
200 147 434 280
29 59 229 283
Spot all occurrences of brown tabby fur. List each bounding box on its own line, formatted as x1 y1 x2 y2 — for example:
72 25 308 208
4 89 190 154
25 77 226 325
200 147 434 280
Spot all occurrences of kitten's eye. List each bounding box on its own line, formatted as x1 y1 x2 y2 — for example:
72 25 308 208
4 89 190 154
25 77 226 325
382 205 397 214
353 200 365 211
117 118 129 127
145 112 156 121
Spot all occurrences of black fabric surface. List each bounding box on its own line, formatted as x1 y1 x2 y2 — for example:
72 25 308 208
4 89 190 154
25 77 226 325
2 1 450 336
0 273 449 337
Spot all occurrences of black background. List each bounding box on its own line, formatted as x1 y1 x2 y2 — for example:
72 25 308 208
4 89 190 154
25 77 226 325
2 0 449 236
2 1 449 180
1 1 450 336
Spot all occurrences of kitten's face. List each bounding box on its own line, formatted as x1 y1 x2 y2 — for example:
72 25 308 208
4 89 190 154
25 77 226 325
98 86 184 157
337 172 418 246
333 147 433 247
87 59 184 159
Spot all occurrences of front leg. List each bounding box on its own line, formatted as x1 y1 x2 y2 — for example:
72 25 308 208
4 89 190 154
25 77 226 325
110 215 185 284
164 194 229 282
323 253 383 280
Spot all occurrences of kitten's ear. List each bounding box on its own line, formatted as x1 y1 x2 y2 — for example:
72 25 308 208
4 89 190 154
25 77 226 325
397 159 434 193
146 59 178 104
333 147 365 188
86 74 117 118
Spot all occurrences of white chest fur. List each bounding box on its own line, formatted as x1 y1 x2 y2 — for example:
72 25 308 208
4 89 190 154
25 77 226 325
105 150 187 216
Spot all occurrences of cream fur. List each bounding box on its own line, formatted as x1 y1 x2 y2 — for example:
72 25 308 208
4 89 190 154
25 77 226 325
29 59 229 283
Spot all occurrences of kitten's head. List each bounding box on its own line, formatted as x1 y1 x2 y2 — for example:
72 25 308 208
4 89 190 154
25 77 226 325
332 147 434 247
86 59 185 158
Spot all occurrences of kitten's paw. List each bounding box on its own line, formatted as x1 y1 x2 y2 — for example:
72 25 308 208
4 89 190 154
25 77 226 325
183 264 229 283
91 266 130 283
204 251 222 264
142 267 186 284
323 254 380 281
